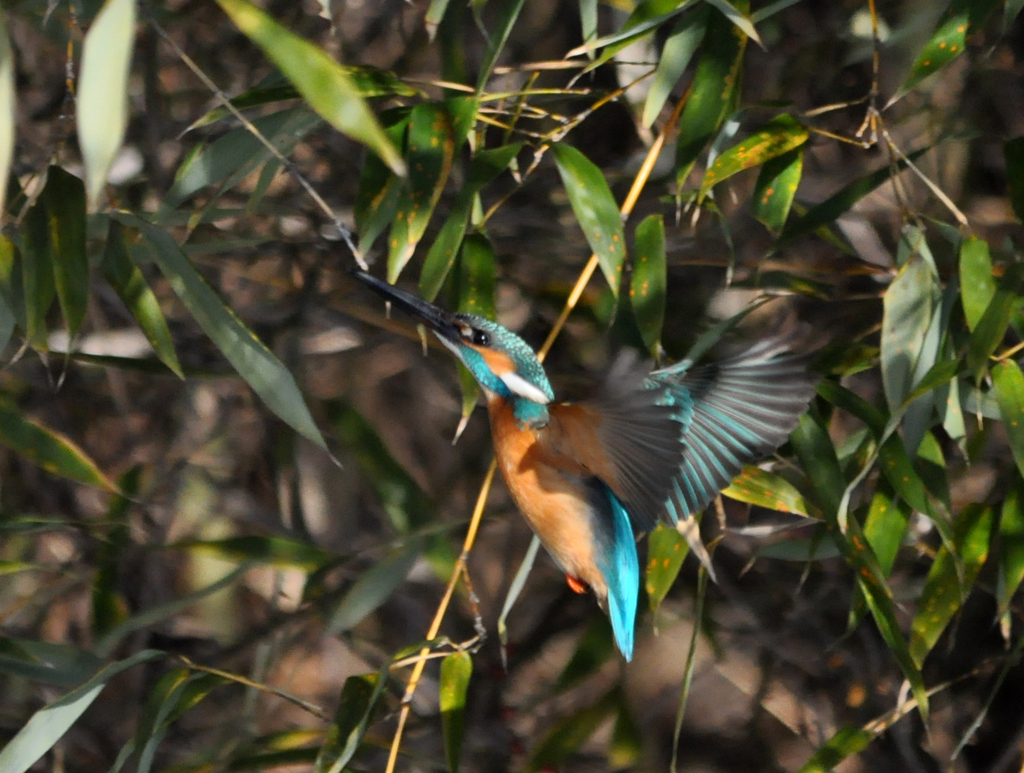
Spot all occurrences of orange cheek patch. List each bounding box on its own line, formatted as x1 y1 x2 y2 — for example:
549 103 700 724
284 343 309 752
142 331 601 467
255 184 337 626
471 345 515 376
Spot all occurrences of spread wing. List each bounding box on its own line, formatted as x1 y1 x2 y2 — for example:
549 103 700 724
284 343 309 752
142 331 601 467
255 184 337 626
653 338 818 522
543 357 685 531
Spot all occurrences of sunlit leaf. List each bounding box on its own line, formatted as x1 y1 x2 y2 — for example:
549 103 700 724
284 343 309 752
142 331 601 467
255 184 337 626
890 0 1000 105
967 263 1024 382
552 143 627 300
214 0 405 175
0 649 163 773
675 1 747 186
752 146 803 233
440 651 472 772
120 213 329 452
387 103 455 282
77 0 136 208
0 400 116 491
881 253 936 412
642 6 708 128
171 535 333 571
960 236 997 331
796 726 875 773
722 465 813 517
102 221 183 378
420 143 522 301
699 114 806 201
0 11 14 221
910 503 993 666
704 0 762 46
314 672 386 773
993 360 1024 479
645 523 689 615
354 111 410 256
40 168 89 341
631 214 666 358
862 481 911 576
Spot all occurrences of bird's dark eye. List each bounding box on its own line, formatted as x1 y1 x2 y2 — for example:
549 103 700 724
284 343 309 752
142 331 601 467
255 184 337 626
472 329 490 347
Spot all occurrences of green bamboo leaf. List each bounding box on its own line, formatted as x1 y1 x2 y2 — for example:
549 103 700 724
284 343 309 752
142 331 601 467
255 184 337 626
780 147 931 243
21 197 56 347
966 262 1024 381
118 213 329 452
387 103 455 282
440 651 472 773
554 615 615 693
579 0 598 53
755 531 840 562
420 143 522 301
171 535 333 571
325 542 421 634
0 11 14 220
993 360 1024 479
457 234 496 319
92 467 139 638
675 1 747 186
102 220 183 378
551 143 627 300
889 0 1000 105
862 481 911 576
525 689 618 773
214 0 404 175
722 465 813 517
354 112 410 256
476 0 526 91
166 108 322 208
0 400 116 491
631 214 666 357
752 146 803 233
77 0 135 209
642 7 708 127
645 523 690 615
40 167 89 340
1006 137 1024 223
568 0 695 62
0 638 105 686
703 0 762 46
497 534 540 664
960 236 997 331
881 254 936 412
998 475 1024 617
314 672 386 773
796 726 875 773
910 503 993 666
0 649 163 773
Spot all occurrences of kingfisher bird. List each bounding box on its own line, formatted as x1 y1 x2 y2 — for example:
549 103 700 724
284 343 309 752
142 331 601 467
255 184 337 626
353 270 817 660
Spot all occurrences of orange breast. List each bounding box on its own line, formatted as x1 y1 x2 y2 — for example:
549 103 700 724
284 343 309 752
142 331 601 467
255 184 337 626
487 397 607 599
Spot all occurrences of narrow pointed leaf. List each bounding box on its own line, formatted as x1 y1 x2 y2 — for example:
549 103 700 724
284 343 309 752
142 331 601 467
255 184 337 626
387 103 455 282
440 651 472 773
960 236 997 331
476 0 525 91
675 2 747 185
0 400 116 491
354 112 410 255
642 7 708 127
0 11 14 220
703 0 762 46
752 146 803 233
77 0 136 208
631 214 666 357
42 167 89 340
862 481 911 576
646 523 690 614
498 534 540 663
0 649 162 773
117 213 329 451
325 542 421 633
967 263 1024 381
890 0 999 105
21 199 56 347
92 466 139 638
420 143 522 301
722 465 812 517
314 672 386 773
796 726 875 773
172 535 333 570
552 143 626 299
993 360 1024 479
214 0 404 174
881 254 935 412
910 503 993 666
102 221 183 378
568 0 696 61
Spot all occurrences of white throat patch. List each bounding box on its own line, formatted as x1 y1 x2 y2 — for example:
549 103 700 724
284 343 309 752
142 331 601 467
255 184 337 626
500 371 551 404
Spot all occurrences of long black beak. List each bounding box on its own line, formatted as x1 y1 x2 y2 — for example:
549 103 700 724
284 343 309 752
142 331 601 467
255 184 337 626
351 270 459 341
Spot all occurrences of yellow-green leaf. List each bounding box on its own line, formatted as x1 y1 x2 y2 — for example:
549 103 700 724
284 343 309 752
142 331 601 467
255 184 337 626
699 114 807 201
960 236 997 332
0 11 14 221
77 0 135 209
752 145 803 233
645 523 689 614
0 401 116 491
722 465 812 517
387 103 454 282
998 475 1024 618
994 360 1024 479
551 143 626 300
440 651 472 772
214 0 405 175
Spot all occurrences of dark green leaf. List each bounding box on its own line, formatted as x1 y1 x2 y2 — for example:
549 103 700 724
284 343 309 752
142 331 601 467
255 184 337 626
998 475 1024 617
551 143 627 300
752 146 803 233
21 197 56 347
92 467 140 638
967 262 1024 381
631 214 666 357
354 112 410 255
0 638 104 686
476 0 526 91
314 672 386 773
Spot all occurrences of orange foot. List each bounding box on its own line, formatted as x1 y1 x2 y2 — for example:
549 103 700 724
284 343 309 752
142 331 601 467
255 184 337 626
565 574 589 594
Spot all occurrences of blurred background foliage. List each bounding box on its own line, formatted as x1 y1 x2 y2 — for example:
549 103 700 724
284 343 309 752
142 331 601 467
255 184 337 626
2 0 1024 771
